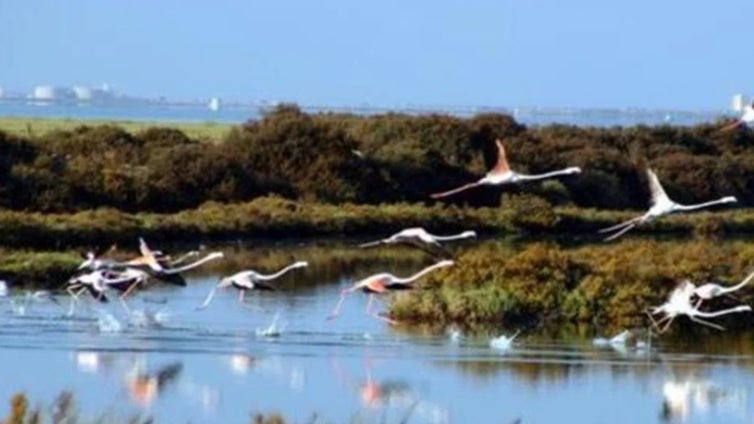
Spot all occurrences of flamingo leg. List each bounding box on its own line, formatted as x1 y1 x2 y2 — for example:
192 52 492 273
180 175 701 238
119 296 132 315
196 286 217 310
237 290 261 311
358 240 385 248
645 309 663 331
599 217 641 234
720 120 743 133
327 290 349 321
694 298 704 309
430 181 483 199
660 316 676 333
120 279 141 301
365 294 374 315
689 316 725 331
370 312 398 325
603 223 637 242
66 287 80 316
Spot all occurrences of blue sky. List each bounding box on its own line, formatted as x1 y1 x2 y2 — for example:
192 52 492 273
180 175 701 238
0 0 752 109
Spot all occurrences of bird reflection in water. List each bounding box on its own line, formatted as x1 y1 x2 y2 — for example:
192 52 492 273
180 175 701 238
125 361 183 407
71 351 218 412
660 377 746 422
332 357 449 424
228 353 256 375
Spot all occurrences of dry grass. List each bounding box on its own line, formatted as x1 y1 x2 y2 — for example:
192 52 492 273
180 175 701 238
0 116 233 142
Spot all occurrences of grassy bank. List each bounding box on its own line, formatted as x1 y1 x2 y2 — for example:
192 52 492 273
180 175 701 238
0 116 233 142
390 239 754 329
0 194 747 251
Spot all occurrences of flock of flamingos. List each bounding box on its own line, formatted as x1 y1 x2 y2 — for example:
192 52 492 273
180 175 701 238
4 105 754 343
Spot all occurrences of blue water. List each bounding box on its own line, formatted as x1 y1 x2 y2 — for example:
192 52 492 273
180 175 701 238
0 100 732 127
1 245 754 424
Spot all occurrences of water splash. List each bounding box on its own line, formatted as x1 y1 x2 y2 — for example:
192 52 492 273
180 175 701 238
490 330 521 352
129 308 170 329
96 312 123 333
447 326 463 344
255 313 286 338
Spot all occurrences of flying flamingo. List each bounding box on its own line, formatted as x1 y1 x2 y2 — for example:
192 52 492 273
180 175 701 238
358 227 476 253
327 260 454 324
197 261 308 310
66 270 144 315
128 238 224 286
719 102 754 132
599 168 737 241
647 280 751 332
693 269 754 307
430 139 581 199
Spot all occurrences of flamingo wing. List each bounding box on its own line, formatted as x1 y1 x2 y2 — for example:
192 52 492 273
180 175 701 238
364 278 388 293
492 139 511 174
646 168 671 205
384 281 413 290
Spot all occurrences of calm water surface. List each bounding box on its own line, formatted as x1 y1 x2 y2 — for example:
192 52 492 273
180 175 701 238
0 101 731 127
1 245 754 423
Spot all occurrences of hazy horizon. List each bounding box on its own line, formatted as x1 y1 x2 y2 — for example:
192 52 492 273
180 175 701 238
1 1 753 110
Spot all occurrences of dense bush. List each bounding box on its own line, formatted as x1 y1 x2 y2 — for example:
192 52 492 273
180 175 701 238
390 240 754 329
1 105 753 212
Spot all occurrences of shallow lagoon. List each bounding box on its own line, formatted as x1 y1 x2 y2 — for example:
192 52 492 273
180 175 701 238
1 241 754 423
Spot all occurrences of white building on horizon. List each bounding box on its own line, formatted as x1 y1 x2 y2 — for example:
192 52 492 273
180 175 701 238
32 85 76 101
208 97 221 111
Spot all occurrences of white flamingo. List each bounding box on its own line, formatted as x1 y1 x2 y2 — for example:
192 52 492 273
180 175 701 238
693 269 754 307
431 138 581 198
648 280 751 332
720 102 754 132
197 261 308 310
599 168 737 241
327 260 454 324
66 270 143 315
358 227 476 250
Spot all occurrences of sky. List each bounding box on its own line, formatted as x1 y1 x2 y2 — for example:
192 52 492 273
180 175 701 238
0 0 752 109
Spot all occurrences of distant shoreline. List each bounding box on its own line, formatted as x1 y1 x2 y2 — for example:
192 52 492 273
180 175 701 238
0 99 731 127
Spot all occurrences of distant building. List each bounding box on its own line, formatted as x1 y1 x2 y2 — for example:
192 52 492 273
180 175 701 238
72 86 93 100
208 97 221 111
731 93 748 113
32 85 75 101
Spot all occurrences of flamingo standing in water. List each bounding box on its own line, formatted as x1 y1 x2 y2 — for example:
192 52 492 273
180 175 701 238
720 102 754 132
358 227 476 255
693 269 754 307
197 261 308 310
599 168 737 241
430 139 581 199
327 260 454 324
647 280 751 333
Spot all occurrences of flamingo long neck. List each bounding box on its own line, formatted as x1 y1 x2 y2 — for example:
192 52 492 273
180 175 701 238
694 306 749 318
675 198 732 212
255 263 301 281
169 251 198 266
720 270 754 294
168 253 222 273
432 232 473 242
516 168 576 182
393 262 447 284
